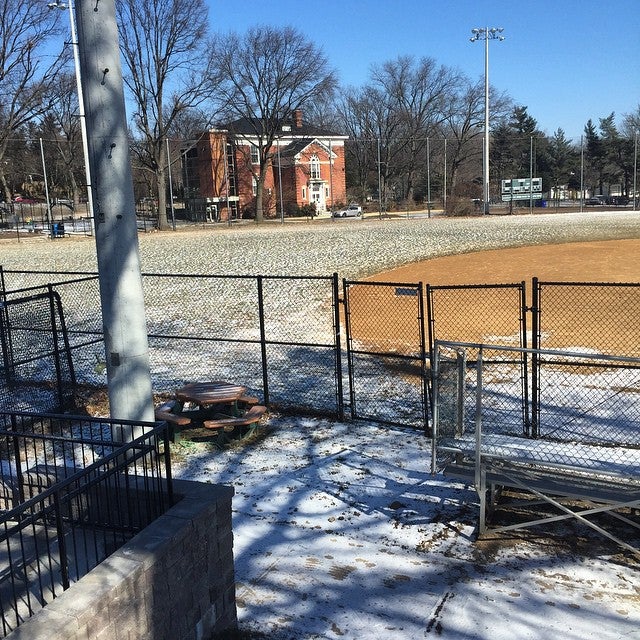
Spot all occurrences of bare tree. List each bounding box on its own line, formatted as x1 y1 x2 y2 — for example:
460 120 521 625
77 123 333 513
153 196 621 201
117 0 214 230
443 78 512 196
370 56 460 203
621 104 640 137
209 25 337 222
0 0 66 201
335 89 378 205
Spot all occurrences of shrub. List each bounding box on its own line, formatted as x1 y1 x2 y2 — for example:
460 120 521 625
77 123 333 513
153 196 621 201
284 202 316 218
446 197 478 217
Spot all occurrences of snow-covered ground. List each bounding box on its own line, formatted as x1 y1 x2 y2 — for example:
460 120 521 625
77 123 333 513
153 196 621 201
1 209 640 279
2 210 640 638
172 416 640 640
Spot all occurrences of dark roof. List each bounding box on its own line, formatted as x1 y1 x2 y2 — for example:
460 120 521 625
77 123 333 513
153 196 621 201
278 138 336 159
279 139 314 158
218 116 346 139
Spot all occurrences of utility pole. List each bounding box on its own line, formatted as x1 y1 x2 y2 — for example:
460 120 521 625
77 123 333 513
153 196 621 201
75 0 154 425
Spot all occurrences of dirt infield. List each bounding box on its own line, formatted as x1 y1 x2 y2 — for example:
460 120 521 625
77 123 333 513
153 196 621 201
368 239 640 286
349 239 640 352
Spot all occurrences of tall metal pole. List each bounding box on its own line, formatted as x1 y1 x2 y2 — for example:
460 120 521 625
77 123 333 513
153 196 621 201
470 27 504 215
39 138 52 228
329 140 334 217
75 0 154 425
634 131 638 211
529 135 533 214
377 138 382 218
166 138 176 230
443 138 447 212
48 1 95 234
277 139 284 224
580 135 585 213
426 137 431 218
224 141 232 227
483 34 489 214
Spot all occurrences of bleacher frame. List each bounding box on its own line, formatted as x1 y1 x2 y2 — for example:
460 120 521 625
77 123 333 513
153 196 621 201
431 341 640 557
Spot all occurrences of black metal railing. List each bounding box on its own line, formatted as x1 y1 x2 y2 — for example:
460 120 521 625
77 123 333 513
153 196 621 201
0 412 173 636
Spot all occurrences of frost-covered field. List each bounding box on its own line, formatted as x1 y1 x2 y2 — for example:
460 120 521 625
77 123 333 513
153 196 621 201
2 209 640 278
2 210 640 639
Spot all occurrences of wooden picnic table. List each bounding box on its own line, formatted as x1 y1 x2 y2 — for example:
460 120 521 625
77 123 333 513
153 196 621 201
157 381 267 441
175 381 248 409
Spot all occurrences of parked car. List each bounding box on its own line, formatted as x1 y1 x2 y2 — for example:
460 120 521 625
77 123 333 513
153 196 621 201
332 203 362 218
53 198 74 209
13 195 39 204
585 197 606 206
607 196 630 206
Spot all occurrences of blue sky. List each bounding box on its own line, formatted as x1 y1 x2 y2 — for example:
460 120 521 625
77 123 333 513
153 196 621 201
207 0 640 142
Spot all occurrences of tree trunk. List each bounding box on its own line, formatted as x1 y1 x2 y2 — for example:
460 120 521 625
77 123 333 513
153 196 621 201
156 143 169 230
255 166 267 222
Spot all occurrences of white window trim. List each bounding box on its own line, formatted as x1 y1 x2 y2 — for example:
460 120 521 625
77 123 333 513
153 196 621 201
310 154 321 180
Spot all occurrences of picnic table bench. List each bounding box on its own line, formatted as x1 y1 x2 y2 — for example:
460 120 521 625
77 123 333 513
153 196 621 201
154 400 192 426
155 382 267 443
203 404 267 431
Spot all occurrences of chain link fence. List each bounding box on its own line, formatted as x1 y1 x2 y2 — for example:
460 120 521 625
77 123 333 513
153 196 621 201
2 269 639 432
433 341 640 473
0 288 76 412
533 280 640 356
343 280 428 430
427 282 527 351
0 269 342 417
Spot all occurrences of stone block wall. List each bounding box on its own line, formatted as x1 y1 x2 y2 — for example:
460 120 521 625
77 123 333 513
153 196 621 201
7 479 237 640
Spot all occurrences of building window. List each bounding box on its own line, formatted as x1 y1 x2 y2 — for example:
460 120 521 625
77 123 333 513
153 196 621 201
252 176 257 196
310 155 320 180
302 187 306 200
250 144 259 164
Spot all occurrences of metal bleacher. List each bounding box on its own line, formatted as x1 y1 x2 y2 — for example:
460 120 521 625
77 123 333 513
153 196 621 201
431 341 640 557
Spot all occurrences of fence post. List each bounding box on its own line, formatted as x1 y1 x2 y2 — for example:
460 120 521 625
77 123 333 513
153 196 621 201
53 491 71 591
0 266 15 385
417 282 430 435
531 277 540 438
162 427 174 507
342 278 357 419
332 273 344 421
11 414 25 505
520 281 531 435
256 276 269 405
48 284 66 411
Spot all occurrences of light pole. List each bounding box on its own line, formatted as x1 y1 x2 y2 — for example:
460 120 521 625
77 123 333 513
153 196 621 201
470 27 504 215
48 1 94 233
634 130 638 211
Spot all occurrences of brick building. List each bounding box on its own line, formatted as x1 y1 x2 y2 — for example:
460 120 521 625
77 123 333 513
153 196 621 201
183 110 348 221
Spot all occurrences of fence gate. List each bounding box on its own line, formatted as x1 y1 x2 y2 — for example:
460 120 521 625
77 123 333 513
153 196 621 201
0 288 75 412
427 282 530 434
343 280 428 431
532 279 640 437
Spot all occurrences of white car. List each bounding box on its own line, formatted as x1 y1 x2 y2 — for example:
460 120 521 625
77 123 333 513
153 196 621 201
332 203 362 218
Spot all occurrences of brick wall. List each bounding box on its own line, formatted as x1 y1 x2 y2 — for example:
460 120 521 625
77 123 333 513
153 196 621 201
7 479 237 640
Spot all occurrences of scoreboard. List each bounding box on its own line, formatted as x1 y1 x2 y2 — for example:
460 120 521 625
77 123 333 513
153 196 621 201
501 177 542 201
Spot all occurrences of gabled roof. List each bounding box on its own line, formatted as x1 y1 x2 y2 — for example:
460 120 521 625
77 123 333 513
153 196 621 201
218 116 347 140
279 138 336 159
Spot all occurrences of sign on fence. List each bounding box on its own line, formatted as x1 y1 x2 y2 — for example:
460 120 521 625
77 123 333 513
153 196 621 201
501 177 542 201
